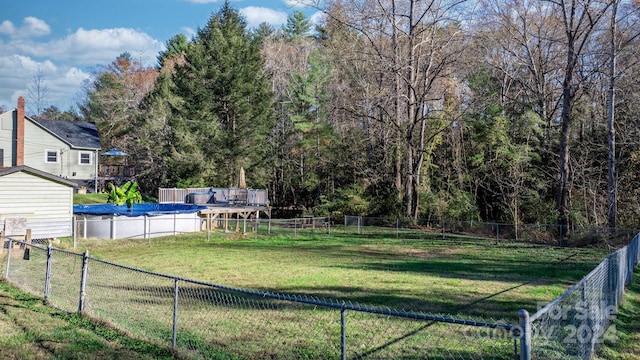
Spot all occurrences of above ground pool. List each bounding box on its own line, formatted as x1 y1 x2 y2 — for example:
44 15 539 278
74 203 207 239
73 203 207 217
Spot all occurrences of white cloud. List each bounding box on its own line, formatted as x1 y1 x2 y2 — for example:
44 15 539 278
0 26 159 111
0 55 50 79
0 20 16 35
0 17 51 38
59 67 91 86
13 27 163 65
240 7 288 28
0 56 44 108
0 54 91 112
181 26 196 39
309 10 325 26
0 56 33 104
47 67 91 108
22 17 51 37
284 0 319 7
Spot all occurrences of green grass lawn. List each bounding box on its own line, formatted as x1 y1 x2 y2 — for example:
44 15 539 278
75 233 609 323
596 268 640 360
6 230 635 359
1 257 637 359
73 193 109 204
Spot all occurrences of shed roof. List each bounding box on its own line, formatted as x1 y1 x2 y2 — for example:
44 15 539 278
0 165 78 188
33 119 101 150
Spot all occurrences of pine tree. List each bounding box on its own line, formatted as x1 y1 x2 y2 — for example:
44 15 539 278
283 11 311 40
133 40 184 193
157 34 188 68
287 50 335 208
169 1 275 187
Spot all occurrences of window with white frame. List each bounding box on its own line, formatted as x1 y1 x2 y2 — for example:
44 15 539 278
79 151 92 165
45 149 59 163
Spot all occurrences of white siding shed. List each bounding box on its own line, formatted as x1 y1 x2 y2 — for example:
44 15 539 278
0 166 76 239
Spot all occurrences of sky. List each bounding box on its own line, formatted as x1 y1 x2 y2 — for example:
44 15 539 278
0 0 321 114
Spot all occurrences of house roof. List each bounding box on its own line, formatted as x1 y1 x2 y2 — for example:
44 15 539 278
0 165 78 188
33 118 101 150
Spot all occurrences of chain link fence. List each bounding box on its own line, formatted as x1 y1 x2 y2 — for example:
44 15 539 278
1 237 516 359
220 214 636 248
70 214 637 248
339 216 638 247
520 233 640 359
2 227 639 359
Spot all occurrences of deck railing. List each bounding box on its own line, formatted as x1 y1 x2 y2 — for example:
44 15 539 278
158 187 269 206
98 164 136 178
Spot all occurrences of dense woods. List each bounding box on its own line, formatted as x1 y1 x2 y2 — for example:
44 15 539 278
78 0 640 229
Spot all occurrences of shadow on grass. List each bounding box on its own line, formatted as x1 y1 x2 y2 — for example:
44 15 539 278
215 236 603 285
338 250 594 283
0 280 180 360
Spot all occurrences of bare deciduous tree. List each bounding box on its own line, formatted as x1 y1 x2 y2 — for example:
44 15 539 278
26 67 49 118
323 0 467 217
545 0 611 239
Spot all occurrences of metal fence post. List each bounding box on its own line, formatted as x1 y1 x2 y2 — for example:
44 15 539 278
4 239 12 279
519 309 531 360
144 215 148 241
44 242 53 302
82 215 87 240
607 256 616 308
629 236 639 285
172 278 179 350
581 282 589 359
78 250 89 312
341 304 347 360
243 215 248 235
73 216 77 249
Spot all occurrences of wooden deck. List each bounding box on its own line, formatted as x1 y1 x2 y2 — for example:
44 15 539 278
158 187 269 207
199 204 271 234
157 187 271 235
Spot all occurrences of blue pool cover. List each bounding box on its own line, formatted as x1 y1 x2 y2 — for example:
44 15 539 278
73 203 207 217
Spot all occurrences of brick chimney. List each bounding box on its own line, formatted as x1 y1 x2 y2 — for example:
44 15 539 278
16 96 25 166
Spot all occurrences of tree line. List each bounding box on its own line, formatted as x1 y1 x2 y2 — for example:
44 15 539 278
77 0 640 229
